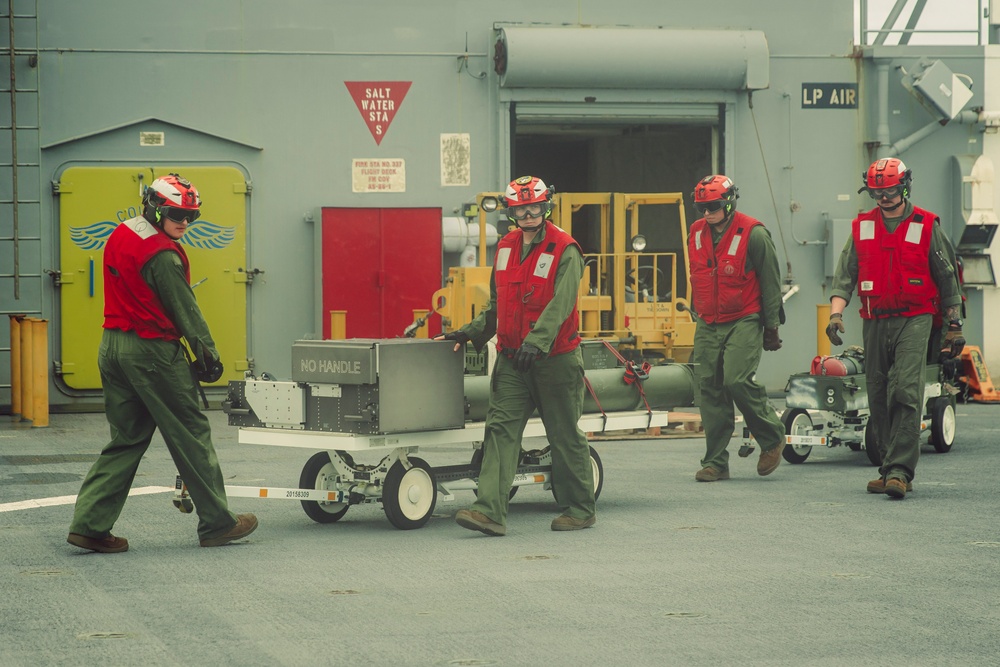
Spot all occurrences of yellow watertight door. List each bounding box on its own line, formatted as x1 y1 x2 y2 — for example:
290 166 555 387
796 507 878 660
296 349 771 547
58 166 249 390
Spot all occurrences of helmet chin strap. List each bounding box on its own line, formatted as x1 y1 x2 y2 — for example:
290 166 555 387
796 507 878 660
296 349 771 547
879 198 905 213
706 209 735 226
517 219 545 231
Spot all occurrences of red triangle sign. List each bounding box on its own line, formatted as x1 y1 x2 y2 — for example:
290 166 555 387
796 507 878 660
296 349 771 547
344 81 412 146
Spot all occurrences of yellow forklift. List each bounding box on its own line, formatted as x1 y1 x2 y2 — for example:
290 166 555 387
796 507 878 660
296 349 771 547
431 191 697 366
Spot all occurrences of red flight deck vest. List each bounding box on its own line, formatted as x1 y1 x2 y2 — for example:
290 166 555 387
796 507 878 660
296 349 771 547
103 216 190 340
852 205 938 320
688 211 764 324
494 221 581 356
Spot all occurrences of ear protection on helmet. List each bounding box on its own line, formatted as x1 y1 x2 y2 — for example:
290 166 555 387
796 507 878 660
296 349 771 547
141 187 165 225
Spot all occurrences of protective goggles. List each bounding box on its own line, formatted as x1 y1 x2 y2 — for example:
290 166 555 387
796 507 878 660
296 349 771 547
694 200 725 214
161 206 201 223
866 186 902 200
508 203 547 220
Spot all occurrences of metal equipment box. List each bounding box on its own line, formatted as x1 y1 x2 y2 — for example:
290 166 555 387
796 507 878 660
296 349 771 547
579 339 622 370
785 372 868 413
291 338 465 434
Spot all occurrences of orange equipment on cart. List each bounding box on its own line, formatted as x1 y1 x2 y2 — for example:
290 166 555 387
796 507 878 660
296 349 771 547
957 346 1000 403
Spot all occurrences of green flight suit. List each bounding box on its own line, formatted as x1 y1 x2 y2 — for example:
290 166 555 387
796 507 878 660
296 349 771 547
830 201 962 483
459 224 596 527
69 246 238 542
694 223 785 473
860 314 932 480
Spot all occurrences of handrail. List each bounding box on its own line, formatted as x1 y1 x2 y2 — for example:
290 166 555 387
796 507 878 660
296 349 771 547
858 0 985 46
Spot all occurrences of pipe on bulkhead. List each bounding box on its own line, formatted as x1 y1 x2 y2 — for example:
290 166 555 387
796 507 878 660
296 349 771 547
442 217 499 267
875 61 943 158
875 65 1000 158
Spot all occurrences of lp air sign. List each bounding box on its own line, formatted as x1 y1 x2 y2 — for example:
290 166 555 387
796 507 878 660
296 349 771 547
345 81 412 145
801 83 858 109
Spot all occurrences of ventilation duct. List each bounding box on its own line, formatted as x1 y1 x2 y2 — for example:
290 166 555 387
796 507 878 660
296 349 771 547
495 26 769 90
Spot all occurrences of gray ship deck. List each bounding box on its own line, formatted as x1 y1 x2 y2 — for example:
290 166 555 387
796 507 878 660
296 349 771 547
2 401 998 666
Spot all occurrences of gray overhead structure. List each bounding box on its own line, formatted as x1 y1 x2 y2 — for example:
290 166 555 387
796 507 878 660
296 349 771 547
1 0 999 411
496 27 770 90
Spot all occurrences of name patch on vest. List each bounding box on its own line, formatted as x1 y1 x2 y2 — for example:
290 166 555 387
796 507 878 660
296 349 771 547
694 230 703 250
859 220 875 241
496 247 511 271
533 253 555 279
861 280 874 292
905 223 923 244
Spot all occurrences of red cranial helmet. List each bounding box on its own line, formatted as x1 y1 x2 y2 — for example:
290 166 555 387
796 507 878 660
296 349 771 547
504 175 551 206
692 174 738 216
503 175 554 224
143 173 202 226
860 158 912 199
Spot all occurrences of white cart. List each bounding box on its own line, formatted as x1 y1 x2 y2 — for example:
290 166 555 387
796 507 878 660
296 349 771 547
175 410 668 530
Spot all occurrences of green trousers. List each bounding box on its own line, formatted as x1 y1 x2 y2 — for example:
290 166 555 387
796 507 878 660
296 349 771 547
473 347 596 527
862 314 931 483
69 329 237 541
694 315 784 472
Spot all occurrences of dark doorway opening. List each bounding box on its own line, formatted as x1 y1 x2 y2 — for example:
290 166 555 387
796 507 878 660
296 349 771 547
513 123 716 295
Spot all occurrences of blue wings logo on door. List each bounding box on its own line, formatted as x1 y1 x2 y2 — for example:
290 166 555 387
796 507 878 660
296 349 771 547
70 221 118 250
178 221 236 249
69 220 236 251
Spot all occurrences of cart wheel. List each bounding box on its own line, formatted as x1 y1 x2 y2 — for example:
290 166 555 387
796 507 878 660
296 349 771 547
299 451 349 524
864 420 882 467
780 409 813 464
470 448 518 500
382 457 437 530
589 446 604 501
551 446 604 503
929 396 956 453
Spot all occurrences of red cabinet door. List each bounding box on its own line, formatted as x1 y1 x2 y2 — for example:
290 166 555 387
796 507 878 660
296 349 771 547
321 208 442 338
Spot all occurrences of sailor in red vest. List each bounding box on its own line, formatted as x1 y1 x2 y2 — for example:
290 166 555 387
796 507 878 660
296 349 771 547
688 175 787 482
828 158 963 499
437 176 595 536
68 174 257 552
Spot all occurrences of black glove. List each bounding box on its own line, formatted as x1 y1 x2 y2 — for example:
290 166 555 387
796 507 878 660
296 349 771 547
943 326 966 359
763 327 782 352
197 359 224 383
826 313 845 346
440 331 471 346
512 343 542 372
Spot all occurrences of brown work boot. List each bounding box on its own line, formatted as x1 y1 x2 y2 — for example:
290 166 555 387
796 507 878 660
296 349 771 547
551 514 596 531
757 443 785 476
866 478 913 494
884 478 909 500
200 513 258 547
695 467 730 482
455 509 506 536
67 533 129 553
